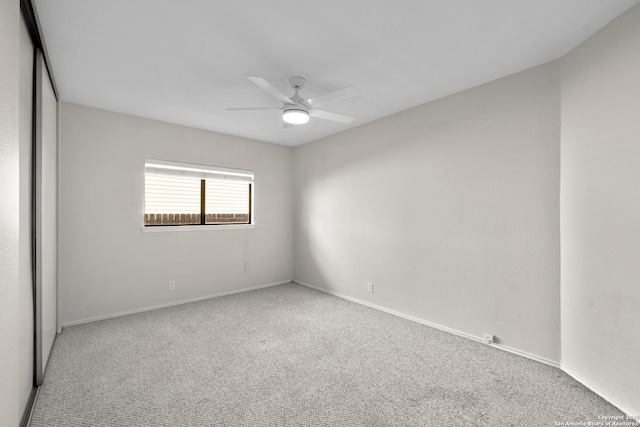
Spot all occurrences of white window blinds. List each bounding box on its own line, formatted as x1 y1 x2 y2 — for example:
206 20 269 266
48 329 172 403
145 174 201 215
144 160 253 226
205 179 250 214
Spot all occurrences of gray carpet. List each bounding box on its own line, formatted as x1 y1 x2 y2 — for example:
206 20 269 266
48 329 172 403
30 283 629 426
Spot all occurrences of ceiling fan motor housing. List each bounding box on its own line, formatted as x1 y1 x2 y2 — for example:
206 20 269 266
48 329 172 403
284 103 308 113
283 77 310 125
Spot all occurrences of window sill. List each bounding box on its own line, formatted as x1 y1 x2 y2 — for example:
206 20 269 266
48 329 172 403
142 224 255 232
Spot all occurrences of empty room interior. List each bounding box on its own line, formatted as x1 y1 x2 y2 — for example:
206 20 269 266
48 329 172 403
2 1 640 426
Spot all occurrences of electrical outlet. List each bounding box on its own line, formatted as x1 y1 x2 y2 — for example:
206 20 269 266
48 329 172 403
169 281 175 291
367 282 374 293
483 333 495 344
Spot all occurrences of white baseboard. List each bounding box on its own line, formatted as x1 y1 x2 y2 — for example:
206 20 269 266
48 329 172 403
293 280 560 368
562 366 639 419
60 280 292 328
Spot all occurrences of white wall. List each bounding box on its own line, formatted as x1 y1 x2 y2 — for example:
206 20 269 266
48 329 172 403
58 103 293 325
560 3 640 415
0 0 23 424
294 62 561 364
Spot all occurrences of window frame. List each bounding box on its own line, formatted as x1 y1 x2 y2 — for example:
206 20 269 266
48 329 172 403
143 159 255 232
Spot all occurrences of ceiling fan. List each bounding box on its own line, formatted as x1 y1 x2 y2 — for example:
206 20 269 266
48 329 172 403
226 76 360 127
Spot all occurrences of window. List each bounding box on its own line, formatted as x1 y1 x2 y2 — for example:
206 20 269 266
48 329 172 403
144 160 253 227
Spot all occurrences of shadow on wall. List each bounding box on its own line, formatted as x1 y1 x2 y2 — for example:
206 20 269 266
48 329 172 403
293 61 561 364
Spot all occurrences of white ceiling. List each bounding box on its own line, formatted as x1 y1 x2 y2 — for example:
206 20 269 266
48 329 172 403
34 0 639 146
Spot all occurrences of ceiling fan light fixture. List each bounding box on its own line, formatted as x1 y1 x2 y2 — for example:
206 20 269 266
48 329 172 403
283 108 309 125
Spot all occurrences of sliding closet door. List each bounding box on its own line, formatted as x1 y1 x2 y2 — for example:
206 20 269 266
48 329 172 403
34 50 58 384
19 14 35 413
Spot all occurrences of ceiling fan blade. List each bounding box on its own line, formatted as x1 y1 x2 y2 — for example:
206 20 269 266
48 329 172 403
309 109 355 124
225 107 281 111
306 86 360 108
248 76 295 105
